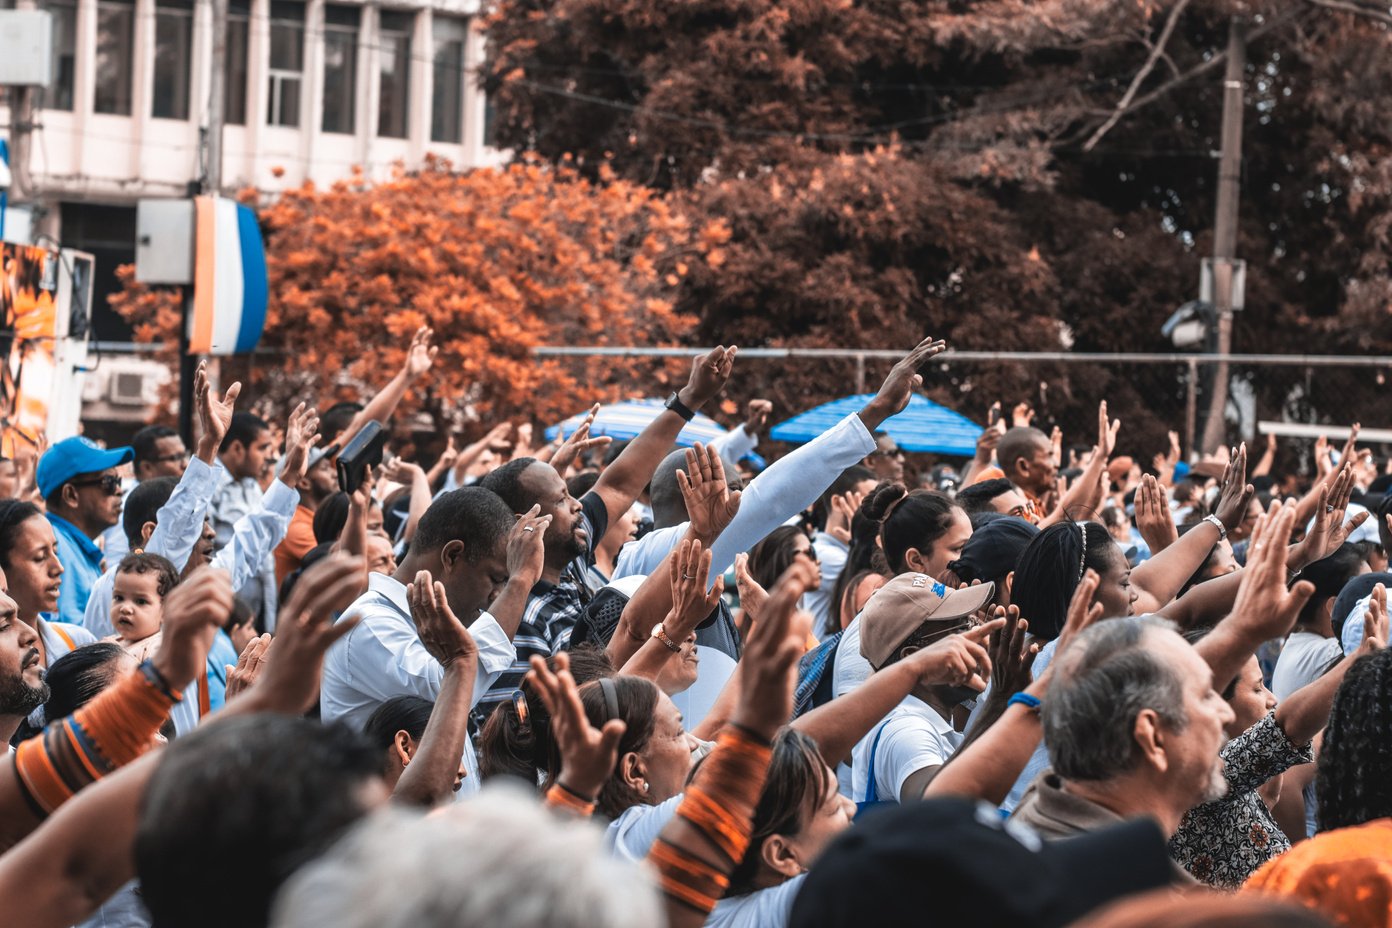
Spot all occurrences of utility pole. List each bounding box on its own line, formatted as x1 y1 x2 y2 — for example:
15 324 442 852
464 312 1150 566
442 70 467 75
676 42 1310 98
8 0 37 214
181 0 227 442
1201 18 1246 454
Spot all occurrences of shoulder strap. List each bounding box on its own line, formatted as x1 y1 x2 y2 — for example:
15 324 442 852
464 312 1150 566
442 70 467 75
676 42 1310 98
863 723 889 805
197 666 210 717
51 624 75 650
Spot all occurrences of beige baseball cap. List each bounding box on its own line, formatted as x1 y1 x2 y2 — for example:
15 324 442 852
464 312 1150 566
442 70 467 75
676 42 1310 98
859 573 995 670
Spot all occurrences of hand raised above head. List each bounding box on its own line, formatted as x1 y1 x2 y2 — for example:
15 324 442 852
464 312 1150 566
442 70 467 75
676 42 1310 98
861 336 948 428
683 345 738 408
676 443 741 542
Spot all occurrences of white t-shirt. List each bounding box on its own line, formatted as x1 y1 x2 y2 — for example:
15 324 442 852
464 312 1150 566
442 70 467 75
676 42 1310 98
1270 631 1343 701
851 694 962 804
606 794 683 862
832 615 874 796
707 876 805 928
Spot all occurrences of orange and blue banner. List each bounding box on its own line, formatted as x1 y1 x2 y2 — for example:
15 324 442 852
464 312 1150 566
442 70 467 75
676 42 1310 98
190 196 268 355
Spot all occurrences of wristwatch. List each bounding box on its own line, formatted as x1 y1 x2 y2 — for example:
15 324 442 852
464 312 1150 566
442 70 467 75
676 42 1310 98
664 392 696 423
651 622 681 652
1203 513 1228 542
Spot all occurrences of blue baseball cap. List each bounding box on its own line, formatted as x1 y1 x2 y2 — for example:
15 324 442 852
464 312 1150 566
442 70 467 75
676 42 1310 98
37 437 134 499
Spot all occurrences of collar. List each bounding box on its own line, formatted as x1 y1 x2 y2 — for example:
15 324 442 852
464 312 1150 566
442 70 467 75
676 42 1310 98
813 531 849 554
367 571 410 613
46 513 102 561
897 694 956 734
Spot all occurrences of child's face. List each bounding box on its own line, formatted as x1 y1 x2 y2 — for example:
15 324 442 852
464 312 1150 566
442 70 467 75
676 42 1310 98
112 569 164 642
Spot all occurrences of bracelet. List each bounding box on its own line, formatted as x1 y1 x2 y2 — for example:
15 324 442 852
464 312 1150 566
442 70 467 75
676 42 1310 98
138 659 182 702
665 392 697 423
554 780 598 804
1007 692 1042 713
724 721 775 748
1203 513 1228 541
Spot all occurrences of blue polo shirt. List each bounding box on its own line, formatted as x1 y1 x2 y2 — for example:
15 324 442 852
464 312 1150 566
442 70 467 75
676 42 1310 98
48 513 104 627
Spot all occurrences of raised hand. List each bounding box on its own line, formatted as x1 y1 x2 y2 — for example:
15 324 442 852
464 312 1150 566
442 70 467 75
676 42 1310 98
1097 400 1121 458
550 405 612 475
667 538 724 639
409 570 477 668
861 336 948 428
404 326 438 379
1050 426 1063 468
505 504 552 590
1293 464 1367 567
974 424 1001 466
1314 434 1332 478
527 652 625 802
1232 501 1315 643
1213 442 1255 532
743 399 773 434
986 605 1037 697
825 489 864 546
246 553 367 715
278 402 322 486
675 443 741 542
732 560 817 741
1360 583 1389 655
194 360 241 462
380 458 424 487
1133 474 1178 554
684 345 739 408
154 565 235 690
734 552 768 623
1012 402 1034 428
224 633 271 703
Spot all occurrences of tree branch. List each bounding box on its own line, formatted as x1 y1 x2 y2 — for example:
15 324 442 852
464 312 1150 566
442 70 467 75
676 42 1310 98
1082 0 1193 152
1307 0 1392 26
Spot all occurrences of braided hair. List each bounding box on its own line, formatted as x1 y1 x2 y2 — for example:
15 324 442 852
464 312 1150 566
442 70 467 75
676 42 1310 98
1317 647 1392 831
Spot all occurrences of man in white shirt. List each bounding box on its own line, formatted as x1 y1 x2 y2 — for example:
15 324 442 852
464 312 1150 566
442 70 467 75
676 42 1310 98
850 572 993 805
1270 542 1366 700
101 425 189 565
321 486 549 796
212 411 279 628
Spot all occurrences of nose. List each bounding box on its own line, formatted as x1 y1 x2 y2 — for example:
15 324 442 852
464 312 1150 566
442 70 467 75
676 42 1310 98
17 621 36 648
1218 699 1236 726
685 733 701 754
683 631 696 646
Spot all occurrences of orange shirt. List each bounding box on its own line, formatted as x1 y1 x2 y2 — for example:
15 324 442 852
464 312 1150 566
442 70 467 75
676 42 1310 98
274 505 317 587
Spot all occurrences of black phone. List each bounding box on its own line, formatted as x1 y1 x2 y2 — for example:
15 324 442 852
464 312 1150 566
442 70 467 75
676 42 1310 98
337 420 386 494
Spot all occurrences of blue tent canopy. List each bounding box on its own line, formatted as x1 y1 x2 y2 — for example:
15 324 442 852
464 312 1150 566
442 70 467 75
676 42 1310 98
545 399 767 467
770 393 982 457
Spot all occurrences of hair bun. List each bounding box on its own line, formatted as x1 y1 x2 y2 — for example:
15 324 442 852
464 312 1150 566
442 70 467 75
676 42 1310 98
862 482 908 523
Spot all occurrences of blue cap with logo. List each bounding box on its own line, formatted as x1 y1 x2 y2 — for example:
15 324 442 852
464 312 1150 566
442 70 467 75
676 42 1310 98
37 437 134 499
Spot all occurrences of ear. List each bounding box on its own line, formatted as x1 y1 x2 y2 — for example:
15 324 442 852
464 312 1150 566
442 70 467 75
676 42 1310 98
619 751 646 793
140 522 157 546
440 539 466 574
1132 707 1169 773
760 834 805 879
902 547 928 573
392 731 414 766
60 483 80 510
1003 571 1015 602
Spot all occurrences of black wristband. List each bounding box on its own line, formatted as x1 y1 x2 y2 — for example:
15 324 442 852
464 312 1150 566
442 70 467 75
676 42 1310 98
554 780 598 804
138 659 180 702
665 392 697 422
724 721 775 748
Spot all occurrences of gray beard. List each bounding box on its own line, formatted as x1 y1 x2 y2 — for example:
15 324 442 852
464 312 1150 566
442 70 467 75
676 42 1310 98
1200 757 1230 804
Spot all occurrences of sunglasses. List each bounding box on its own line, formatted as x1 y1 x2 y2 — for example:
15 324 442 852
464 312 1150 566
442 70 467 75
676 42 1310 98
69 474 122 496
871 447 903 458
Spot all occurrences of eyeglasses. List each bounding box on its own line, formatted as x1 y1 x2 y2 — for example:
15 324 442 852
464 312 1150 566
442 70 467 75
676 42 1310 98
795 546 819 564
69 474 123 496
871 447 903 458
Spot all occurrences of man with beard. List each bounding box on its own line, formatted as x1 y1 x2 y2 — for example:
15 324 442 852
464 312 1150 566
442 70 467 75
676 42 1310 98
476 346 736 711
1011 616 1235 872
851 573 997 805
0 581 47 744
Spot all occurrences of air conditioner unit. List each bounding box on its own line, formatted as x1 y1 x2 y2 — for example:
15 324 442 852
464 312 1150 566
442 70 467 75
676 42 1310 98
81 371 106 403
109 371 150 406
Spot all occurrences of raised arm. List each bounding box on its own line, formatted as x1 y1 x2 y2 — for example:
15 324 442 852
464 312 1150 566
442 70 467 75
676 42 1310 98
382 460 431 544
1132 473 1179 555
619 539 725 684
393 573 478 807
1040 401 1118 528
530 651 627 818
339 327 437 449
1131 444 1252 612
591 346 737 528
480 505 550 642
648 562 815 928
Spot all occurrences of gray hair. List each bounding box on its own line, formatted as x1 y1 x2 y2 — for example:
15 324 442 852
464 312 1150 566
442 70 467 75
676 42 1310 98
270 784 660 928
1041 617 1188 782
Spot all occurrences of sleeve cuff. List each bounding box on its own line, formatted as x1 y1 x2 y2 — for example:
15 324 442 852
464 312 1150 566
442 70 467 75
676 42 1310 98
470 613 518 676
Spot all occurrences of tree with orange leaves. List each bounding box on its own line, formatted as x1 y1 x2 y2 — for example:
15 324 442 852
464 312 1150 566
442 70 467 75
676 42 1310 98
111 156 715 432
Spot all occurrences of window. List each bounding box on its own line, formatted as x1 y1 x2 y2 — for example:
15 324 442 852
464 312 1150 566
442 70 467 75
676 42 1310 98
39 0 76 111
321 4 358 134
377 10 412 138
430 16 466 143
152 0 193 119
267 0 304 126
94 0 134 115
225 0 250 125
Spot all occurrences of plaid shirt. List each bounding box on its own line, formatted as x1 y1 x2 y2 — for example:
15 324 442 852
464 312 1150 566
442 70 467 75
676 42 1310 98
478 492 609 712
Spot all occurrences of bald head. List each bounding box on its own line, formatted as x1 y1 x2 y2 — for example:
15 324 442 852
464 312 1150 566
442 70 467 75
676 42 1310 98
648 448 747 530
997 427 1054 496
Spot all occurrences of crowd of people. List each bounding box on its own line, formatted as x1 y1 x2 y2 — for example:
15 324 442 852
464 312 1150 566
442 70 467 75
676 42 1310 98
0 327 1389 927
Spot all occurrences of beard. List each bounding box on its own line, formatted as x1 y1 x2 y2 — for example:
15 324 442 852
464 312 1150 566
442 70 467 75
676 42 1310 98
1200 756 1230 804
0 667 49 719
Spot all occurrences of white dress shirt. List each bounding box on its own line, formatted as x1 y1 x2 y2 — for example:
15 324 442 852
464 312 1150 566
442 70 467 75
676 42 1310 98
320 572 516 796
212 469 278 628
806 531 849 637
